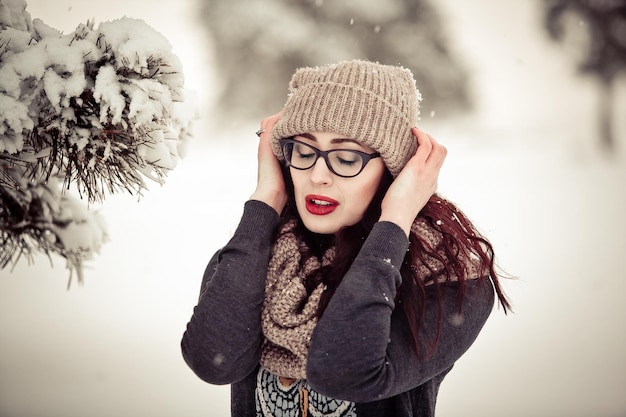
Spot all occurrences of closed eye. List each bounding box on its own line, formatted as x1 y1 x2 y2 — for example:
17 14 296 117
332 151 361 166
337 156 358 166
296 150 315 160
292 142 316 160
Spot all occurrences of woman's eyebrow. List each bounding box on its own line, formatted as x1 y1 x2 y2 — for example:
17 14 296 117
299 133 317 142
331 138 360 144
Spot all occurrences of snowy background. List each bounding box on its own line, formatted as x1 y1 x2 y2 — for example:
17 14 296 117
1 1 625 417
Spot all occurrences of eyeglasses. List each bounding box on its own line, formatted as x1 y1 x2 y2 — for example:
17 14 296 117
279 138 381 178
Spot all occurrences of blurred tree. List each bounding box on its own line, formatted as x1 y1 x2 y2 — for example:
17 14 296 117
199 0 472 126
543 0 626 150
1 0 196 284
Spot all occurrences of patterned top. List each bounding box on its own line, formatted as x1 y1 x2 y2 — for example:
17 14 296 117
255 367 356 417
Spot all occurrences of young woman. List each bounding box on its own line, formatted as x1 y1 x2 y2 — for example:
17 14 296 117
181 59 510 417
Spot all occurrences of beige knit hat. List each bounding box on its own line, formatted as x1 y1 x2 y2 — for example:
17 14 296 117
270 59 422 177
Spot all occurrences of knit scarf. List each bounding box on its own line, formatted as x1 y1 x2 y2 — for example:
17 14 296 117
260 219 335 379
260 217 481 379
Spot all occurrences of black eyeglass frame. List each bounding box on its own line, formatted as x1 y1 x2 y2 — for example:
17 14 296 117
279 138 381 178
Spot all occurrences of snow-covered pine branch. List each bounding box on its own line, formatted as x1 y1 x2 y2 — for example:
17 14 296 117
0 0 197 283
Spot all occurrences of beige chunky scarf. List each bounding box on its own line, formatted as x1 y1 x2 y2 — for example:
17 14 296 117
260 219 335 379
260 217 481 379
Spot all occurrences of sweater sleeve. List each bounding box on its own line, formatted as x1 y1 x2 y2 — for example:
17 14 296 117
181 200 281 385
306 221 495 403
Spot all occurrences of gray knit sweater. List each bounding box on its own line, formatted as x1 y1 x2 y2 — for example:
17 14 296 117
181 200 495 416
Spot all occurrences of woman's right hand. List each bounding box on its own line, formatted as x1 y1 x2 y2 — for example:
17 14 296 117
249 112 287 214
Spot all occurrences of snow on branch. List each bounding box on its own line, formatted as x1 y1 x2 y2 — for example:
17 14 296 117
0 0 197 284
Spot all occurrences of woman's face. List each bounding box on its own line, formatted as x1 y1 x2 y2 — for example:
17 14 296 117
288 132 386 235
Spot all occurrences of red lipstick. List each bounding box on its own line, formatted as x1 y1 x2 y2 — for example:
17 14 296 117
305 194 339 215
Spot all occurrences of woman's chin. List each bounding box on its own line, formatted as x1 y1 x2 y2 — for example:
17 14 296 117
301 220 340 235
299 213 343 235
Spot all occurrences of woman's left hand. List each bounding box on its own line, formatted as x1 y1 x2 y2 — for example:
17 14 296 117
379 127 447 236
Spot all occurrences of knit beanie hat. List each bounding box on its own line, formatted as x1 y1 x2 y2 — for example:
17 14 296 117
270 59 422 177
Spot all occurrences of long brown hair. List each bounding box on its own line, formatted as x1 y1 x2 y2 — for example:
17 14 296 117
277 165 511 358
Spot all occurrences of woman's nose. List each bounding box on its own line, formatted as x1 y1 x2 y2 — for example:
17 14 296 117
309 156 333 185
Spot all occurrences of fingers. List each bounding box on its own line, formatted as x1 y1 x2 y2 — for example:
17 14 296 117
411 127 446 168
258 111 283 138
411 127 431 164
429 135 447 169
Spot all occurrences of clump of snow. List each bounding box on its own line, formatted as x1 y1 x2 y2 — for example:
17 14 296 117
97 17 184 100
0 0 32 32
93 65 125 125
31 17 61 39
0 94 32 153
51 193 108 255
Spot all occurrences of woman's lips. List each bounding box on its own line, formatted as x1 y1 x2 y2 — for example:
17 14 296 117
305 194 339 215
